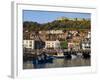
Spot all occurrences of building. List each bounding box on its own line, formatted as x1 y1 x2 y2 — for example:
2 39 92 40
81 31 91 50
45 40 60 49
68 42 80 51
39 30 67 41
23 40 34 49
81 38 91 50
45 30 63 34
87 32 91 38
57 17 90 21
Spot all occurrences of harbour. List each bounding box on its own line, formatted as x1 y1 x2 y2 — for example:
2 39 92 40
23 55 90 69
23 50 90 69
23 11 91 69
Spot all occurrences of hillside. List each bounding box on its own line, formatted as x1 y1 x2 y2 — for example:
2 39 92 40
23 18 91 32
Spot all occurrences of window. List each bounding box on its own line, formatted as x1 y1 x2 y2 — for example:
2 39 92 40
29 44 32 47
30 41 32 44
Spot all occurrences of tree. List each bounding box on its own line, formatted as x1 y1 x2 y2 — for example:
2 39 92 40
60 41 68 49
23 18 91 32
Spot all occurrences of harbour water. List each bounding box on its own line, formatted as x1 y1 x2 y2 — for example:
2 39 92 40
23 57 90 69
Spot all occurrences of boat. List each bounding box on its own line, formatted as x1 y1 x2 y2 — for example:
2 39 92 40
32 54 54 64
53 52 65 58
64 54 72 59
71 54 77 59
82 53 90 59
54 48 65 58
64 51 72 59
45 56 53 63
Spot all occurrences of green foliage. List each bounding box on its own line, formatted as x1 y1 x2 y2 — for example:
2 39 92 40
60 41 68 49
23 18 91 31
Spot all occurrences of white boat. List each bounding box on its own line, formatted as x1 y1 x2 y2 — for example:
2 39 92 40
54 52 65 58
71 54 77 59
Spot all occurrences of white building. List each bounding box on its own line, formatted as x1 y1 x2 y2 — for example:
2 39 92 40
45 30 63 34
45 40 60 49
23 40 34 49
87 32 91 38
81 39 90 50
57 17 87 21
81 32 91 50
82 43 90 50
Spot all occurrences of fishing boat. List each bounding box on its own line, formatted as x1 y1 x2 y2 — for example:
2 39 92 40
32 53 53 64
54 52 64 58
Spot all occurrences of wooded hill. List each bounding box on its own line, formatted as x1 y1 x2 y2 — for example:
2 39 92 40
23 18 91 32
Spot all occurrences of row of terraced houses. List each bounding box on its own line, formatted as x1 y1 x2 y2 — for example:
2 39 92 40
23 30 91 53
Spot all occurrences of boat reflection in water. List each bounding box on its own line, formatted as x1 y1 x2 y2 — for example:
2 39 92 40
23 52 90 69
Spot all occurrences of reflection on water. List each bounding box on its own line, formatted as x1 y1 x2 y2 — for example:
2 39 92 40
23 57 90 69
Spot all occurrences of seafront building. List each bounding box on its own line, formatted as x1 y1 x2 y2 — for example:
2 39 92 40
45 40 60 49
23 30 91 54
23 40 34 49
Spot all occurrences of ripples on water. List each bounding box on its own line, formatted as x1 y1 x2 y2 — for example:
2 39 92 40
23 57 90 69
